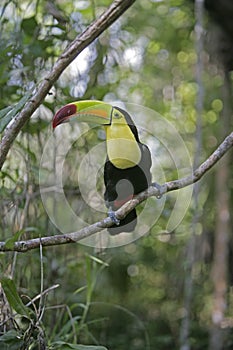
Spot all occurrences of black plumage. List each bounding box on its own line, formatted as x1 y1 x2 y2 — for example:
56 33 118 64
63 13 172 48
103 107 152 235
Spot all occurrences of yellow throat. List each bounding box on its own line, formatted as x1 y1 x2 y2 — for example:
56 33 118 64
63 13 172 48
105 121 141 169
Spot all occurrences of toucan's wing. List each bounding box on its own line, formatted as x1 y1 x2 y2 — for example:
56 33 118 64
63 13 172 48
139 143 152 187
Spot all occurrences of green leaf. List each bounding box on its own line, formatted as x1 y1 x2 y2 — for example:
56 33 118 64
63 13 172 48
0 106 13 133
21 16 38 34
51 341 108 350
85 255 93 305
0 277 30 318
89 255 109 267
4 230 24 250
0 330 24 350
74 285 87 295
0 106 12 119
0 91 33 133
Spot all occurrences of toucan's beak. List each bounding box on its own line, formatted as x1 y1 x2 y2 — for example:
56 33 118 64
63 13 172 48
52 100 112 129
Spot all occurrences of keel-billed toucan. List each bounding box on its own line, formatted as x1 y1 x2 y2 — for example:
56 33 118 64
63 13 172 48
52 101 152 235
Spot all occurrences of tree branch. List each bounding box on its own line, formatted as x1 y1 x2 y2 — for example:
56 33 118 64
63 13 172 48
0 0 136 170
1 131 232 252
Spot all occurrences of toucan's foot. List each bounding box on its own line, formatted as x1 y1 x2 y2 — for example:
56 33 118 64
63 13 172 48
152 182 166 199
108 209 120 226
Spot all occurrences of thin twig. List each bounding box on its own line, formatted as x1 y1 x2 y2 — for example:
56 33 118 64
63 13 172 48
0 0 136 170
0 131 232 253
25 284 60 308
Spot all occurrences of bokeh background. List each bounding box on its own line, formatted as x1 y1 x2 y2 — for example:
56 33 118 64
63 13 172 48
0 1 233 349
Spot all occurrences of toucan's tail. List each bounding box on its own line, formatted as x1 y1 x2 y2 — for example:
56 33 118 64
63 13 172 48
108 209 137 235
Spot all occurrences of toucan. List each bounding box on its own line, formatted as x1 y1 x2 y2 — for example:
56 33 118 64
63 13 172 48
52 100 152 235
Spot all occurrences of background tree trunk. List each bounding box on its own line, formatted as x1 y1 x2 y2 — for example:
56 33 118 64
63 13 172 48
209 71 232 350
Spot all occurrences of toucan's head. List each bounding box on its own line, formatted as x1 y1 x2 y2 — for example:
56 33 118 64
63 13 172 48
52 100 138 136
52 100 141 168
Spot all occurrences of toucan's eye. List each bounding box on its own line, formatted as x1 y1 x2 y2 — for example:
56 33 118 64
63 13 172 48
114 112 122 119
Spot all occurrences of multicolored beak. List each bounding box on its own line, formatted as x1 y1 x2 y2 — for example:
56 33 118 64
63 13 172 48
52 100 112 129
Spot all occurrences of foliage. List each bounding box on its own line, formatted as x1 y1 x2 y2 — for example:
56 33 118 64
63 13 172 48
0 0 233 349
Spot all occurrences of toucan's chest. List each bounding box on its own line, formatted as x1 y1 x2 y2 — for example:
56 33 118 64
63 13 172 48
104 142 152 197
105 124 141 169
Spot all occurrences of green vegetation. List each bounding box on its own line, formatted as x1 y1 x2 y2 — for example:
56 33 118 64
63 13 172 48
0 0 233 349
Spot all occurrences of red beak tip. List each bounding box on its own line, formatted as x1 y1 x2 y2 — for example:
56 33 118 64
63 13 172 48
52 104 77 129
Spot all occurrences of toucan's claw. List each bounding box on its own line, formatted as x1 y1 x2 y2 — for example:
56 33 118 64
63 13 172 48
108 209 120 226
152 182 166 199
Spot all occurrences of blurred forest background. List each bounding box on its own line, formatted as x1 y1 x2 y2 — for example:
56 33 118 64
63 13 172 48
0 0 233 349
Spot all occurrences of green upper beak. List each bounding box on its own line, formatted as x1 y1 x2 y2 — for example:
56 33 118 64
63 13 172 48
52 100 112 129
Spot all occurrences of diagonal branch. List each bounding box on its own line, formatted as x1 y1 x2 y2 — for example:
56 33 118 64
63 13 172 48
0 0 136 170
0 131 232 252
